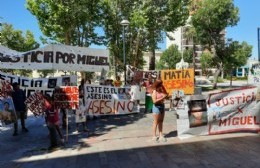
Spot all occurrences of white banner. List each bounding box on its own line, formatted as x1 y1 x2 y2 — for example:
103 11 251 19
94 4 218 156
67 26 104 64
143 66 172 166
0 71 77 97
0 44 109 72
177 86 260 137
84 84 140 115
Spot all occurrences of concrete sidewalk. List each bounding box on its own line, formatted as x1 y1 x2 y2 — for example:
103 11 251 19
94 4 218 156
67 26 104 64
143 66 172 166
1 106 260 168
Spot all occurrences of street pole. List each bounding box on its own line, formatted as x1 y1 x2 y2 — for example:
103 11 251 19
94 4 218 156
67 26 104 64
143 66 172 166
120 19 130 86
122 26 126 85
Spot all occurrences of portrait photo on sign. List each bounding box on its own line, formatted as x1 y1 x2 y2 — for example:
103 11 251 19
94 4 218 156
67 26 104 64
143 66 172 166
48 78 57 88
172 90 185 109
0 98 17 125
189 111 208 128
118 88 127 99
188 99 208 128
62 77 70 86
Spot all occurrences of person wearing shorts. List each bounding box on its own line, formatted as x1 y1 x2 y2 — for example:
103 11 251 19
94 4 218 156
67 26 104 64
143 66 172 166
151 80 168 142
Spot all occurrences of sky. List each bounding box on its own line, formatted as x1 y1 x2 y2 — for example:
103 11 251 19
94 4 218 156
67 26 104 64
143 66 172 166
0 0 259 60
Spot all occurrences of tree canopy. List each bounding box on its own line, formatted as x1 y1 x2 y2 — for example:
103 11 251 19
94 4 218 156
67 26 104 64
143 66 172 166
0 23 39 76
156 44 193 70
191 0 241 88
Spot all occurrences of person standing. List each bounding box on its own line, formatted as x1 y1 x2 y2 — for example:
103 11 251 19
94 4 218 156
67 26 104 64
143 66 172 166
44 94 64 151
12 82 28 136
151 80 168 142
113 76 122 87
76 79 89 132
142 74 154 113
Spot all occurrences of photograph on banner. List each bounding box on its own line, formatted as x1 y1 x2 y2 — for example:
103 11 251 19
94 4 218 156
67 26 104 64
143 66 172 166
161 68 195 95
172 90 185 109
178 86 260 137
47 78 57 88
62 77 71 86
75 99 86 123
84 84 139 115
0 80 12 98
25 91 45 117
248 62 260 86
0 97 17 125
54 86 79 109
0 71 77 97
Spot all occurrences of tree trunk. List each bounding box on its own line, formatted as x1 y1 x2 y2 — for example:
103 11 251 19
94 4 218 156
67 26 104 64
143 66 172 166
212 62 222 89
149 49 155 70
230 68 233 87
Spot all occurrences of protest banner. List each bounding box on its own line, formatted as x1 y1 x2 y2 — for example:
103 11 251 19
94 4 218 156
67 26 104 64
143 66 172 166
207 86 260 134
0 44 109 72
177 86 260 138
161 68 195 95
54 86 79 109
0 80 12 98
25 91 45 117
0 71 77 97
127 65 159 83
172 90 185 109
0 97 17 125
248 62 260 86
75 99 86 123
84 84 139 115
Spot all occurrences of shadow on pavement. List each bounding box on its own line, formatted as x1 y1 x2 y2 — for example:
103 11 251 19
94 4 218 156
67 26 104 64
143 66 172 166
3 134 260 168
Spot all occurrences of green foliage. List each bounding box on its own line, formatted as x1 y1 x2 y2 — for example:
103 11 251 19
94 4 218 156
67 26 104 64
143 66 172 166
200 52 214 76
192 0 239 47
0 23 39 51
191 0 240 88
217 77 225 83
223 40 252 74
37 70 56 78
142 0 190 70
156 44 193 70
0 23 39 76
183 48 193 64
157 45 181 70
26 0 103 46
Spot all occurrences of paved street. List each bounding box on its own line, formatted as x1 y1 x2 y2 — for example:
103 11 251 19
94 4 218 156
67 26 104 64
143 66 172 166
1 98 260 168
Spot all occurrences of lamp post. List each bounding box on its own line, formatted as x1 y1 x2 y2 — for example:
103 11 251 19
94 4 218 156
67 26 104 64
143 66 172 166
176 26 189 69
120 19 130 86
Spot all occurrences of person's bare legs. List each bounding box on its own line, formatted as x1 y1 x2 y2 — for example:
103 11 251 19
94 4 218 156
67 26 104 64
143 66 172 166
152 114 159 138
158 111 167 142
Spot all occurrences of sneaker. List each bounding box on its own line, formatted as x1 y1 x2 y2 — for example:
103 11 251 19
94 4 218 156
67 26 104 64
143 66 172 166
159 136 167 142
22 128 29 132
13 132 18 136
152 136 159 143
60 139 65 146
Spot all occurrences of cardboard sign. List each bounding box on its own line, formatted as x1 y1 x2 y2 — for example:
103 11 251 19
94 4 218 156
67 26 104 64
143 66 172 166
25 91 45 116
54 86 79 109
161 69 195 95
